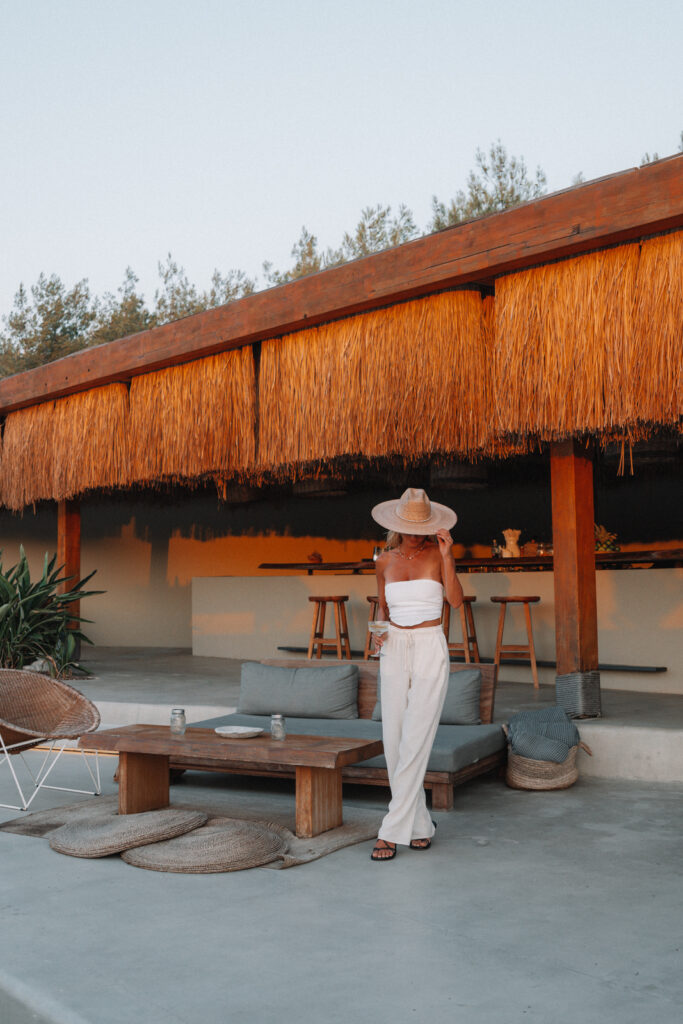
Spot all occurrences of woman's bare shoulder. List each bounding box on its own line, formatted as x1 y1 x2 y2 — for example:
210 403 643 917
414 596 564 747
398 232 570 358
375 550 395 570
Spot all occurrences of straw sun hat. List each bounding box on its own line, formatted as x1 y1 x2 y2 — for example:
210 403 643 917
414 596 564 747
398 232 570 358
371 487 457 535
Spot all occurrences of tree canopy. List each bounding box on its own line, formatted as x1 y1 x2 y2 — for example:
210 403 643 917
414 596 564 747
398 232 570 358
262 204 418 287
0 259 255 378
429 140 547 231
0 275 96 376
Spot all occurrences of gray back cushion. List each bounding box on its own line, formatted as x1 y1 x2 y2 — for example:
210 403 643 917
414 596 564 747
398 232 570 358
372 667 481 725
237 662 359 719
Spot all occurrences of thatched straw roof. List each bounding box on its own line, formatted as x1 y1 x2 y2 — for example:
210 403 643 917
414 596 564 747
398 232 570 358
258 290 488 475
0 385 129 510
493 232 682 446
128 349 256 486
0 226 680 511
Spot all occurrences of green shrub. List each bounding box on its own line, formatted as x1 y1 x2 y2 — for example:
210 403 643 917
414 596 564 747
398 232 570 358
0 547 103 676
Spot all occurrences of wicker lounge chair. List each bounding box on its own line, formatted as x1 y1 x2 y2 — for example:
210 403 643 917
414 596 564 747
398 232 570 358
0 669 101 811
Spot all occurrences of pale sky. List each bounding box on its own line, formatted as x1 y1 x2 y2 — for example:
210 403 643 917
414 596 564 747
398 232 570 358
1 0 681 316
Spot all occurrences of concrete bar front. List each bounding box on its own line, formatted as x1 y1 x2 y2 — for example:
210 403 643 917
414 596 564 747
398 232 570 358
191 569 682 695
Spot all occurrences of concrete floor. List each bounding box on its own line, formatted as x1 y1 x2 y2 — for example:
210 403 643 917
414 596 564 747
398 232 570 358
2 646 682 1021
78 647 242 706
1 752 682 1024
0 988 52 1024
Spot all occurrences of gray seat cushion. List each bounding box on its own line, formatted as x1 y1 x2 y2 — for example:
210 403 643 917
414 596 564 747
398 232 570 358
236 662 359 719
192 714 505 775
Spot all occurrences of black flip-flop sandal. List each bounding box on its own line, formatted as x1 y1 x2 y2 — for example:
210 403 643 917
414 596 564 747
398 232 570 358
371 839 397 861
410 820 437 851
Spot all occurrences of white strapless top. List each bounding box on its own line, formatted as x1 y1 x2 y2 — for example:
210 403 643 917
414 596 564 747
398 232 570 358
384 579 444 626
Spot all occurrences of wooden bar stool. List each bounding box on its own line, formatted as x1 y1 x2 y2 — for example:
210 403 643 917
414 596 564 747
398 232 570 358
363 596 380 660
307 596 351 659
442 596 481 663
490 596 540 689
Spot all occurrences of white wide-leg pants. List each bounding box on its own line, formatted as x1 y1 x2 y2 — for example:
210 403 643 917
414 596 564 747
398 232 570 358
377 624 450 846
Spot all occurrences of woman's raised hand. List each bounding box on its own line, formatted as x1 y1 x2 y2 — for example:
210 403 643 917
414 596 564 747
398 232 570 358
436 529 454 559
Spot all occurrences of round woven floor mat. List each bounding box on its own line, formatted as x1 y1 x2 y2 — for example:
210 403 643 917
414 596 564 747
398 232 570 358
49 809 208 858
121 818 289 873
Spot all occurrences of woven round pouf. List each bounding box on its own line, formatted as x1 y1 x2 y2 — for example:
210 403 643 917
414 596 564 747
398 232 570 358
49 809 208 858
121 818 289 873
505 742 592 791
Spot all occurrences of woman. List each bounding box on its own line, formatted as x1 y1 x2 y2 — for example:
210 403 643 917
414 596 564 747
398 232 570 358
370 487 463 861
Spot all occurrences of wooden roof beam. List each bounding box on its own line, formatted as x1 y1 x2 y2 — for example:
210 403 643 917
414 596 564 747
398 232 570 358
0 154 681 415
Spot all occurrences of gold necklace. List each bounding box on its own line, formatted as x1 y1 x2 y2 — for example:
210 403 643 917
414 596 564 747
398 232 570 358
396 541 426 560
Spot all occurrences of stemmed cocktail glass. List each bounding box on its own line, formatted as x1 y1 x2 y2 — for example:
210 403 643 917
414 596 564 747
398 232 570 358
367 620 389 658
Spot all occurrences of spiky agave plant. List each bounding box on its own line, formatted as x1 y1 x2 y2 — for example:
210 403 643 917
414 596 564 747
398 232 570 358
0 547 103 675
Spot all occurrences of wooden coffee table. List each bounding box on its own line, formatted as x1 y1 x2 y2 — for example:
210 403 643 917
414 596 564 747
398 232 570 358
82 725 383 838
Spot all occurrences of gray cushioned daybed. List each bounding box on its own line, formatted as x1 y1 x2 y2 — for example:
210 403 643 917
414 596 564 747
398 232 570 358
172 659 506 811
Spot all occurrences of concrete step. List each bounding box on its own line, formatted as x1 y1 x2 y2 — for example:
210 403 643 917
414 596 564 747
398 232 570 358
577 721 683 783
495 681 683 784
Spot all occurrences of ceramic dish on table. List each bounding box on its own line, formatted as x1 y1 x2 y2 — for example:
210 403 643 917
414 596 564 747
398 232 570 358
214 726 264 739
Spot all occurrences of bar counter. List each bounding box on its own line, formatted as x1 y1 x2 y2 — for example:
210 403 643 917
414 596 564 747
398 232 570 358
258 549 682 574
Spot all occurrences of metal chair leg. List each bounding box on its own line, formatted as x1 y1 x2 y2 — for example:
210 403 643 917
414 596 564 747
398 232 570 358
0 735 101 811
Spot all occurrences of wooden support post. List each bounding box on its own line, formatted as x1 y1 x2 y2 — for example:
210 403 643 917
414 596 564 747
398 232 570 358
57 499 81 657
550 440 601 716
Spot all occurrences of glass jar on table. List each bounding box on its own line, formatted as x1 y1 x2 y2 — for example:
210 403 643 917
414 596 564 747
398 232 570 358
170 708 186 735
